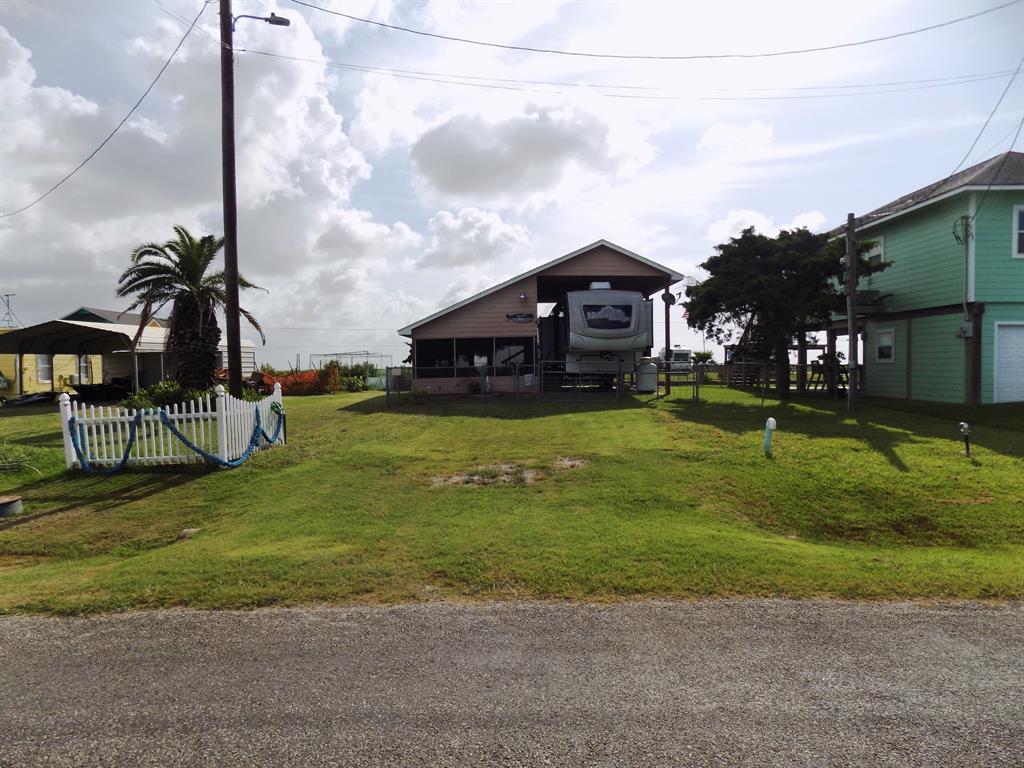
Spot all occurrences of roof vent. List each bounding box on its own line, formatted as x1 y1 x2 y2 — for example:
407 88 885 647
589 281 612 290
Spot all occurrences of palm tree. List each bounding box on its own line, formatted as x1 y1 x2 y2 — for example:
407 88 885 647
117 225 265 389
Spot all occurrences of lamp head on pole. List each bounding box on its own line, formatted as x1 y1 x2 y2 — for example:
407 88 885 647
233 12 292 30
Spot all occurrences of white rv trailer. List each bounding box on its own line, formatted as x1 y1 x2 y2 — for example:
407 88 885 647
660 346 693 371
563 289 654 373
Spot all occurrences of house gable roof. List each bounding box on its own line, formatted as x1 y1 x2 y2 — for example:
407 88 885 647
61 307 169 328
398 239 684 337
834 151 1024 235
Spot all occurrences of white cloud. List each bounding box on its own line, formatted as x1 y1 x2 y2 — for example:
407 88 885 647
420 207 529 268
706 209 828 241
410 105 620 201
788 210 827 232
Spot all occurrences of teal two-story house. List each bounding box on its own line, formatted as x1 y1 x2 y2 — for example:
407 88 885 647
840 151 1024 404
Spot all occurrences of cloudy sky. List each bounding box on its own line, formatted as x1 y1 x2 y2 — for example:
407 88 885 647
1 0 1021 366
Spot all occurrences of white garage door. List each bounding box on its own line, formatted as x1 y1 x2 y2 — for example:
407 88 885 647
995 324 1024 403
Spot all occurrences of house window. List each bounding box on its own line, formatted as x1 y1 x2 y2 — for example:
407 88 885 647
1014 205 1024 259
455 338 493 376
494 337 535 375
865 238 885 268
875 329 895 363
36 354 52 383
78 354 90 384
414 338 455 378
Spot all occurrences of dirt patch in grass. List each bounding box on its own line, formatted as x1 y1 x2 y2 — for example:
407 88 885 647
554 456 588 470
433 457 587 487
433 464 541 487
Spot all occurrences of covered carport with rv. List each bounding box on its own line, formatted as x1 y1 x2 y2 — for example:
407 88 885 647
397 240 684 397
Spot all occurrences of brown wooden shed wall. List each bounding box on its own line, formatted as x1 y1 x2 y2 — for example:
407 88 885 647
413 277 538 339
540 245 666 277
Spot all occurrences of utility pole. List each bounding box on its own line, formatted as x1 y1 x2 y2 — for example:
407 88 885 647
219 0 243 398
844 212 858 414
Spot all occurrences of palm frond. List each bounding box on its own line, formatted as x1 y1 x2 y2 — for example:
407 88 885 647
238 306 267 344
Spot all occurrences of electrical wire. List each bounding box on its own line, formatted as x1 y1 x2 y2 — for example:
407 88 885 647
862 54 1024 223
0 3 207 219
947 51 1024 177
971 107 1024 223
289 0 1020 61
237 47 1017 102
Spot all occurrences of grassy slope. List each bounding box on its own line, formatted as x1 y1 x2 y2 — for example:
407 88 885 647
0 387 1021 614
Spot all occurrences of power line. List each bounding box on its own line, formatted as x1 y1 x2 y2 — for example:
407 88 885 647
289 0 1020 61
238 47 1017 101
948 51 1024 178
0 3 207 219
972 108 1024 223
864 54 1024 223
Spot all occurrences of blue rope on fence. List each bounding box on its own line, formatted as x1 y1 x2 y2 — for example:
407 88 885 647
158 403 284 469
67 412 143 476
67 401 285 474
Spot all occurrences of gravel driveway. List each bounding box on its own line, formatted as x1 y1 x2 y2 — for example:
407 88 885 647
0 600 1020 767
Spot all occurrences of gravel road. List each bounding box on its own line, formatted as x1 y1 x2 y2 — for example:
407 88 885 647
0 600 1020 767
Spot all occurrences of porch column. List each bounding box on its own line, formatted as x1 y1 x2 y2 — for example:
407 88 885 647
663 280 672 396
966 303 984 405
796 330 808 392
826 328 837 399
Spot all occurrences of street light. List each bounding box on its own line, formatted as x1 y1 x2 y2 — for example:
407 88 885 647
220 1 290 397
234 12 291 28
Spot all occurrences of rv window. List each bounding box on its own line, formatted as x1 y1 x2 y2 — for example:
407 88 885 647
582 304 632 330
78 354 90 384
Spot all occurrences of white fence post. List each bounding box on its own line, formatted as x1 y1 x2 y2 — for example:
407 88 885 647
273 382 285 444
215 384 228 463
58 393 75 469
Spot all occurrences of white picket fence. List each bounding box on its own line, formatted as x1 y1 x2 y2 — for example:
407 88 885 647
58 383 285 470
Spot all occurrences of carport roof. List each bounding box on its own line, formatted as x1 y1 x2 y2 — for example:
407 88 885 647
0 320 254 355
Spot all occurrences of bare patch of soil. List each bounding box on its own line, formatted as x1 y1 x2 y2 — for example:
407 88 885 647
554 457 588 470
433 464 540 487
433 457 587 487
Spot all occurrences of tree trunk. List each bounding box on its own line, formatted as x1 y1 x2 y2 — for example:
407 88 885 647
167 299 222 390
775 337 791 400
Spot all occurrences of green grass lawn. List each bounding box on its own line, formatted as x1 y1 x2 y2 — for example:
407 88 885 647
1 386 1022 614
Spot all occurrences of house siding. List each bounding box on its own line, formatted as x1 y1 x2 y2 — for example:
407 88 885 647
973 190 1024 302
908 312 965 403
864 320 907 398
980 302 1024 404
412 277 538 340
860 195 970 313
539 245 668 277
0 352 103 397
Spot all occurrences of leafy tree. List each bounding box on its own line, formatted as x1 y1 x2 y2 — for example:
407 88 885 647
684 226 874 399
117 226 266 389
692 350 715 365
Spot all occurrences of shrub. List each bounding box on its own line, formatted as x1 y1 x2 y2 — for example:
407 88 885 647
120 380 210 410
340 376 368 392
